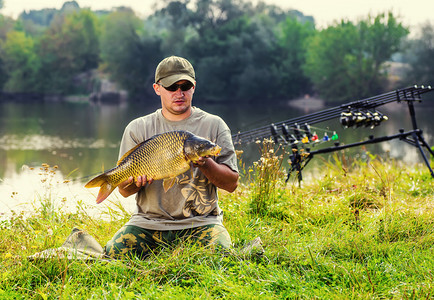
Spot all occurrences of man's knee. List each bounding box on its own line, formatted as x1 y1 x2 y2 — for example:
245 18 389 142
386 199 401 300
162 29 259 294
104 225 153 259
192 224 232 249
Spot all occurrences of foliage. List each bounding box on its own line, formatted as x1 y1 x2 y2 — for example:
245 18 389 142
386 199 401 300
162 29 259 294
1 155 434 298
151 0 196 55
0 0 325 100
18 1 80 27
99 9 161 97
304 13 409 102
401 22 434 86
274 16 315 98
0 15 15 89
0 14 14 40
187 14 278 100
19 8 59 27
35 9 100 94
0 55 6 89
0 1 425 102
0 31 40 92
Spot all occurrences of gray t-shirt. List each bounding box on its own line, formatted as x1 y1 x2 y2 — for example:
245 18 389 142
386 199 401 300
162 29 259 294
119 107 238 230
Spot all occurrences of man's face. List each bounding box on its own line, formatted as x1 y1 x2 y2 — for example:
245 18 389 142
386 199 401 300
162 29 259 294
153 80 195 120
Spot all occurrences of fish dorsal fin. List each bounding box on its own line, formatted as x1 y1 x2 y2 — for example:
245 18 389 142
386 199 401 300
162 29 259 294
116 142 142 165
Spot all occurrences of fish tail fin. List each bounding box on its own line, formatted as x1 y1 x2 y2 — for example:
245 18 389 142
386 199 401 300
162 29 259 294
96 182 115 204
85 174 115 204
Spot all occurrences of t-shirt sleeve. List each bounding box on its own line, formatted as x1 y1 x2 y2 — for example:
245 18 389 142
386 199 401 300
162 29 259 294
215 120 239 173
118 120 142 160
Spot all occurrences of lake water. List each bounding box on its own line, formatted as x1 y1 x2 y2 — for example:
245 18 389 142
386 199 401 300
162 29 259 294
1 94 434 219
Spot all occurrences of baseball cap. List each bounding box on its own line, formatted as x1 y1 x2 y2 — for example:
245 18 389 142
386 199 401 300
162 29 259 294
155 56 196 87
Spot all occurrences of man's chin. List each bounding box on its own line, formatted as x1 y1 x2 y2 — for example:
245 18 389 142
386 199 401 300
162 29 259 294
171 105 190 115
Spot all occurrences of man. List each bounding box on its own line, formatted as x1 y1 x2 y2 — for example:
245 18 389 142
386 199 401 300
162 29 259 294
104 56 239 258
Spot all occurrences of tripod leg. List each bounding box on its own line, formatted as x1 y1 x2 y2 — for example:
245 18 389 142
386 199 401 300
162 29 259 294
413 132 434 177
417 132 434 157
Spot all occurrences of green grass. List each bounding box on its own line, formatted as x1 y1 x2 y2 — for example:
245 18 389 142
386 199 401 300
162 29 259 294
1 152 434 299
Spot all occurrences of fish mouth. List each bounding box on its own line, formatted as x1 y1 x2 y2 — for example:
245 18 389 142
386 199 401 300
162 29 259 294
198 145 221 157
213 145 221 156
207 145 221 156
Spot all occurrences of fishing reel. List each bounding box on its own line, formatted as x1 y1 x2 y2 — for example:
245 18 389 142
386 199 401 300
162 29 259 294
340 109 388 129
271 122 339 147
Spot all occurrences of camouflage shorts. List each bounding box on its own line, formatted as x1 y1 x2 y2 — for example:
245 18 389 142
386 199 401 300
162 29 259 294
104 224 232 259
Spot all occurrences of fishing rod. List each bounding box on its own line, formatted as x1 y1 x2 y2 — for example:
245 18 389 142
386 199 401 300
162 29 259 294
232 85 434 181
232 85 432 145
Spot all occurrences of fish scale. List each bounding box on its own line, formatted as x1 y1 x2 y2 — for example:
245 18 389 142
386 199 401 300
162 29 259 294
85 130 221 204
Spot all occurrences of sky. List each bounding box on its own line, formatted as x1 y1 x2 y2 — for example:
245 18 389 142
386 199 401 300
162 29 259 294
1 0 433 30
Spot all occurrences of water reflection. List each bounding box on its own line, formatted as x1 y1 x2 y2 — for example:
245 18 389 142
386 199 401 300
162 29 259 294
0 134 117 151
0 165 137 221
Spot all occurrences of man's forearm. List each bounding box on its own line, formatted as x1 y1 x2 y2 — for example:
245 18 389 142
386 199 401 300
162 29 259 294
196 158 239 192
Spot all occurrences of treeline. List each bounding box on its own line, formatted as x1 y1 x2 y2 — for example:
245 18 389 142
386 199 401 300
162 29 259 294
0 0 433 103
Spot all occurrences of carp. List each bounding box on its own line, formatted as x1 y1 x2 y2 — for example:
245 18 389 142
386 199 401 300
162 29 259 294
85 130 221 204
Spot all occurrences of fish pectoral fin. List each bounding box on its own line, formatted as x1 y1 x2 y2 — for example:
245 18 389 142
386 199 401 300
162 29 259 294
163 177 177 192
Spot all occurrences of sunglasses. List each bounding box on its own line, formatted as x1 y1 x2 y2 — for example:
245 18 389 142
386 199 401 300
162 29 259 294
159 82 194 92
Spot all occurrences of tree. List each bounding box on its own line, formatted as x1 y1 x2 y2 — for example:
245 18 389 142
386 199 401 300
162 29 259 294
36 9 100 93
401 22 434 86
100 9 161 97
0 31 40 92
150 1 194 54
273 16 315 98
185 14 279 101
19 8 58 28
176 0 317 101
303 13 408 102
0 55 6 89
0 14 15 89
184 0 306 101
18 1 80 37
0 14 15 40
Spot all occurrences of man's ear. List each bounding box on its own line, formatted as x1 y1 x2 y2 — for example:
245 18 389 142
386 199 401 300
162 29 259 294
153 83 161 96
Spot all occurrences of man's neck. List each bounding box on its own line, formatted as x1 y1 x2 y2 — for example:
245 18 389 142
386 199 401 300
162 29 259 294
161 107 192 121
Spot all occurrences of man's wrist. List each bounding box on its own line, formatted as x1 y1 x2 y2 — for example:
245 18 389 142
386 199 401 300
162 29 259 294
194 158 208 167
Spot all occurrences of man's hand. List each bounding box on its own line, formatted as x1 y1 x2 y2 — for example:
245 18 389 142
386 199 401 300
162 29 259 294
192 156 208 167
118 175 153 198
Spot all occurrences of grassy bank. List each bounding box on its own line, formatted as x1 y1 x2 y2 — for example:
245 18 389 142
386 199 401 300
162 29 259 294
1 149 433 299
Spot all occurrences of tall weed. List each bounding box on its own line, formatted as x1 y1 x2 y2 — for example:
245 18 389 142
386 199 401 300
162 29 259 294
248 139 285 216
